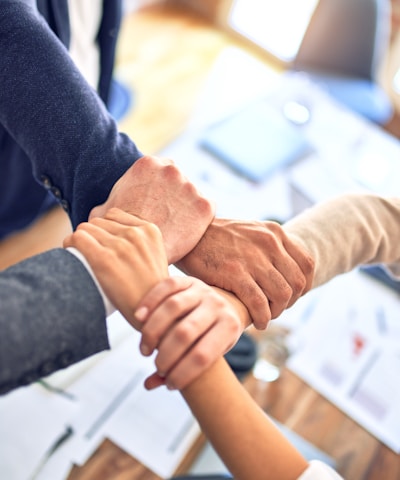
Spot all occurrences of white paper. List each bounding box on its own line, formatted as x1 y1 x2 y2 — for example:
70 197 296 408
65 326 200 478
106 383 199 478
0 320 200 480
0 385 78 480
287 271 400 452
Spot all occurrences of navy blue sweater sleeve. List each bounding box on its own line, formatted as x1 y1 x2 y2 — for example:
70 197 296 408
0 0 143 228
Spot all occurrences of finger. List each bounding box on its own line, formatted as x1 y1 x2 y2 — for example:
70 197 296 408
65 228 108 264
152 306 217 375
257 267 292 320
63 232 74 248
230 277 272 330
263 222 314 299
282 236 315 301
87 216 165 262
140 281 203 356
75 221 126 248
102 208 150 227
87 216 137 236
135 276 193 324
161 322 236 390
144 372 166 390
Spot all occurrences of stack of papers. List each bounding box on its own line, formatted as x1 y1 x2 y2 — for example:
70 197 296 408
283 270 400 453
0 319 200 480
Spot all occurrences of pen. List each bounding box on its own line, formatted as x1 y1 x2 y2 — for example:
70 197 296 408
28 425 74 480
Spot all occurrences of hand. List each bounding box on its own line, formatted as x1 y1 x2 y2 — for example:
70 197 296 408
89 155 215 264
64 208 169 327
176 218 315 330
134 276 245 390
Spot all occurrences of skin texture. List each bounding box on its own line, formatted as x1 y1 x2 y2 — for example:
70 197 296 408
176 218 314 330
135 276 248 390
90 156 314 331
64 208 169 326
67 210 311 478
66 209 246 390
89 155 215 264
181 357 309 480
135 272 310 478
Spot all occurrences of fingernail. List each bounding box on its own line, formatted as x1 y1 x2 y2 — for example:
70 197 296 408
135 306 148 322
166 381 175 390
140 343 151 356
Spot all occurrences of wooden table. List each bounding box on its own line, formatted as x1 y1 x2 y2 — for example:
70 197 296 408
67 436 206 480
1 4 399 479
65 362 400 479
243 368 399 480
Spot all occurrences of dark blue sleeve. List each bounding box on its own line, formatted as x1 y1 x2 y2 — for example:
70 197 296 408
0 0 143 228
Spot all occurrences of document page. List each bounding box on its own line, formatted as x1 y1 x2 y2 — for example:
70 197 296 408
286 271 400 452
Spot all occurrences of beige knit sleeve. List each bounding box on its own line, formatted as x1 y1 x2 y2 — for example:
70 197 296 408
283 193 400 288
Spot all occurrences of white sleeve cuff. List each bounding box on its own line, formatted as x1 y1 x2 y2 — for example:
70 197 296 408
297 460 344 480
66 247 116 317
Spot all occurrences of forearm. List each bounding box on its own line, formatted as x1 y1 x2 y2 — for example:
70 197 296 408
179 288 307 479
181 357 308 480
284 193 400 288
0 0 142 227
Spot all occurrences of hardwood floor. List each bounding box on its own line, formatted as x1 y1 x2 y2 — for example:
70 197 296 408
115 3 282 154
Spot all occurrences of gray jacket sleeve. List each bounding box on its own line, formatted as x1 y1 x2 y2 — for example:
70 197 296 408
0 249 109 395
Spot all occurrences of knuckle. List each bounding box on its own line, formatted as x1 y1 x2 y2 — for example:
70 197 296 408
291 275 307 295
191 348 210 369
229 314 243 335
277 282 293 303
113 237 129 255
304 254 315 276
124 228 137 242
265 220 282 233
248 297 271 329
145 222 162 240
105 207 122 219
196 195 214 217
72 226 88 238
164 277 181 292
139 155 154 166
141 329 158 349
164 162 181 179
174 323 193 343
251 293 271 312
165 295 182 313
223 317 242 344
